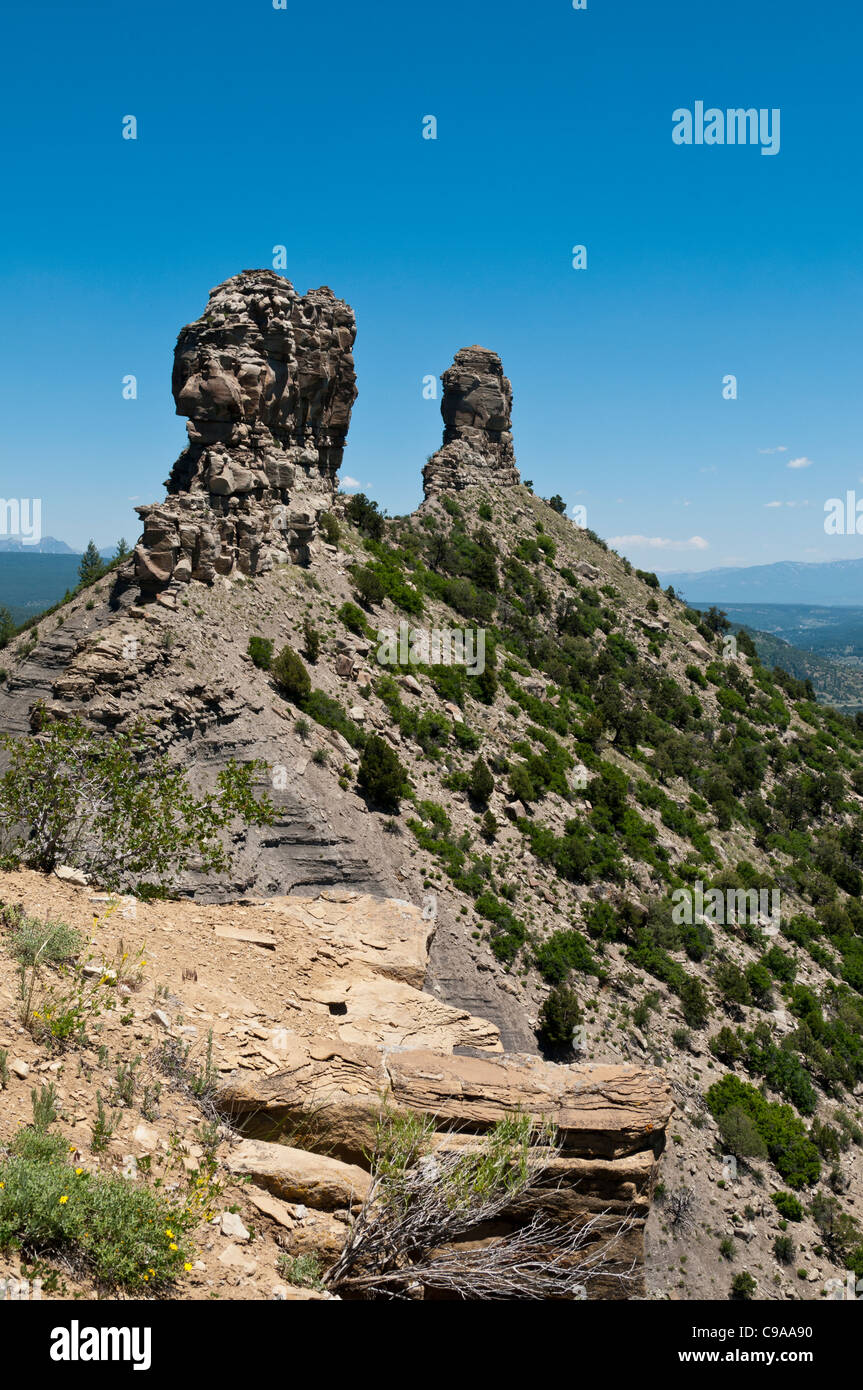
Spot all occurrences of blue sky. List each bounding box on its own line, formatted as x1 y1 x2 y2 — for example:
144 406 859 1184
0 0 861 570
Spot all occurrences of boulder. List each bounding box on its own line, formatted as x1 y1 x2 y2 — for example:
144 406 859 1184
225 1138 370 1210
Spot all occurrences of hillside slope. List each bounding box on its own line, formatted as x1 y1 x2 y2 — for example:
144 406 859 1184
1 271 863 1300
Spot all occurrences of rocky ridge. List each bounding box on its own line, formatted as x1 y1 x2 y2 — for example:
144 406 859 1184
3 269 863 1299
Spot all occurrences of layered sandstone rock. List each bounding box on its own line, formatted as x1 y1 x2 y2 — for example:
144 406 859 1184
217 1045 670 1297
422 345 521 497
225 1140 370 1210
217 1045 670 1166
134 270 357 592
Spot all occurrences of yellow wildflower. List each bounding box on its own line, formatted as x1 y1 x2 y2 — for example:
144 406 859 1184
59 1195 69 1205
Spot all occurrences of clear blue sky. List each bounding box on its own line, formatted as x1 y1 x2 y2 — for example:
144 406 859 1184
1 0 861 570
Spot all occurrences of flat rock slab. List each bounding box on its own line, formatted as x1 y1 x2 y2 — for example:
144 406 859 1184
225 1138 370 1210
214 924 277 949
218 1045 671 1163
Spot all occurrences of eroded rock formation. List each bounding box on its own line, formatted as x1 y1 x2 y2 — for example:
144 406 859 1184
422 345 521 497
134 270 357 592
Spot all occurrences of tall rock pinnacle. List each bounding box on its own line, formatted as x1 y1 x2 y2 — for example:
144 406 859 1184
134 270 357 592
422 346 520 498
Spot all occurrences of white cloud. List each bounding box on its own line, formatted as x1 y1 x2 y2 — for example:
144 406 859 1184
764 500 783 508
787 456 813 469
608 534 709 551
340 475 361 489
758 445 788 454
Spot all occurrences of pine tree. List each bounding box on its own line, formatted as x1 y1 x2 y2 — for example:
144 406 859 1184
468 756 494 805
78 540 104 587
0 605 15 648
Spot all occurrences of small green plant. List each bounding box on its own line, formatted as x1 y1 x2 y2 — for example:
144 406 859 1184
3 906 83 967
719 1237 735 1261
112 1057 140 1108
31 1082 59 1130
318 511 340 546
91 1091 119 1152
278 1253 325 1289
302 618 321 663
271 645 311 701
338 601 368 636
467 756 494 805
0 1123 194 1291
771 1191 804 1221
731 1270 757 1300
247 635 273 670
774 1234 794 1264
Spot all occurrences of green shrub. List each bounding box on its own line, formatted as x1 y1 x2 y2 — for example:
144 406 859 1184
717 1105 768 1160
508 764 536 804
679 975 710 1029
774 1234 794 1264
338 601 368 636
534 929 603 985
0 719 273 893
0 1124 195 1291
353 566 387 608
302 619 321 663
247 636 273 670
357 735 410 811
301 690 365 748
731 1271 757 1300
272 645 311 702
318 511 340 546
345 492 384 540
2 908 83 967
468 757 494 805
710 1026 743 1064
537 985 581 1051
474 893 528 965
706 1075 820 1188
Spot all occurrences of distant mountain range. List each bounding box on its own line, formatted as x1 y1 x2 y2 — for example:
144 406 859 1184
656 557 863 606
0 535 76 554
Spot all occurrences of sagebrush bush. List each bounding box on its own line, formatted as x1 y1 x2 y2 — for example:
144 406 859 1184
1 905 83 966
